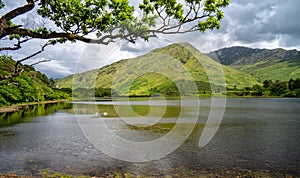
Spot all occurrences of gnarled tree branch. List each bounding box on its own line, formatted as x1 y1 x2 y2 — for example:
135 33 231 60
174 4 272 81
0 0 35 37
0 42 52 82
0 0 230 82
1 27 92 42
1 0 35 21
0 37 31 51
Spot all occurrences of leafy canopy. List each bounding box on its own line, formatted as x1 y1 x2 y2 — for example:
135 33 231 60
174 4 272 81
0 0 229 81
1 0 230 45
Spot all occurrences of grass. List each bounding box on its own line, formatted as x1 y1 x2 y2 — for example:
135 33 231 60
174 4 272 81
235 60 300 81
127 123 176 133
127 122 206 134
39 169 90 178
1 168 292 178
57 43 260 94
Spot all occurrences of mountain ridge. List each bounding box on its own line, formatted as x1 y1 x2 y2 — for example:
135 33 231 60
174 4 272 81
57 42 259 96
206 46 300 81
206 46 299 65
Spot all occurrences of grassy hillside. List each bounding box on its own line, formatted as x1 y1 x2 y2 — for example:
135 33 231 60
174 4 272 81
56 69 99 89
0 55 70 106
57 43 259 96
207 46 300 81
235 58 300 82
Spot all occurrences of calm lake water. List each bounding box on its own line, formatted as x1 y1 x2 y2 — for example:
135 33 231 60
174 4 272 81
0 98 299 177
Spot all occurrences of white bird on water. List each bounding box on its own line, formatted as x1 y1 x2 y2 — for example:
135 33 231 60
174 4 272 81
95 112 108 117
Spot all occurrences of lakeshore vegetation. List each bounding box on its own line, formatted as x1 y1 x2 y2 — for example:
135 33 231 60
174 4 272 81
0 55 71 106
1 43 300 107
58 43 300 98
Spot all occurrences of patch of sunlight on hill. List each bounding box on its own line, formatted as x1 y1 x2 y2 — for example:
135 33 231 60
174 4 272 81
236 61 300 82
57 43 260 94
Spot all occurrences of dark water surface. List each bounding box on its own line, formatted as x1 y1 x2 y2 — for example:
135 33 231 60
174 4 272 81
0 98 299 176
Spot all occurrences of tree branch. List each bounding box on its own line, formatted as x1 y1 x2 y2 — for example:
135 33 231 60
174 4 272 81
2 27 92 43
30 59 51 66
0 37 31 51
17 42 51 64
1 0 35 21
0 41 52 82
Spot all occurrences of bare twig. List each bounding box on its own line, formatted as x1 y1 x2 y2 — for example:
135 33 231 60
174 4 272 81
0 41 52 82
0 37 32 51
30 59 51 66
17 42 51 63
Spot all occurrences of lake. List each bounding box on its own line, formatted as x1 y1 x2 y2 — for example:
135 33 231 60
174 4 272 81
0 98 299 177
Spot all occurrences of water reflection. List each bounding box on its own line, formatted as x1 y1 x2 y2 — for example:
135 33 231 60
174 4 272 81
0 98 299 177
0 102 72 128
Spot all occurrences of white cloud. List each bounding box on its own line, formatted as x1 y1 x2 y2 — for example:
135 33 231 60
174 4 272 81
34 59 74 78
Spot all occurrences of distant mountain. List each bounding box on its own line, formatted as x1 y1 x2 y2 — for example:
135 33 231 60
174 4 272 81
206 46 300 81
206 46 299 65
57 43 259 96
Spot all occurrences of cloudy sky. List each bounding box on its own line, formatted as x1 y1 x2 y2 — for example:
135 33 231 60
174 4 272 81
1 0 300 78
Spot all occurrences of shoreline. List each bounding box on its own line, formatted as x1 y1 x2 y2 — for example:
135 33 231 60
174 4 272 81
1 96 298 114
0 99 69 114
0 168 297 178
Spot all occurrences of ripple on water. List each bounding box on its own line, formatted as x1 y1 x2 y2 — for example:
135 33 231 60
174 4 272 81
0 98 299 177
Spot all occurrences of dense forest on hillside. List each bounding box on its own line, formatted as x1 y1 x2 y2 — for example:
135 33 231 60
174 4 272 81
0 55 71 106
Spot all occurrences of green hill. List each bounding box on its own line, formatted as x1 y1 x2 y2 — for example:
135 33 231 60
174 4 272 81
234 58 300 82
57 43 259 96
207 46 300 81
0 55 70 106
